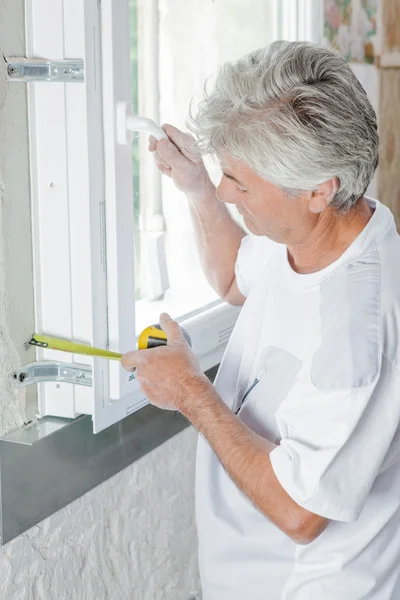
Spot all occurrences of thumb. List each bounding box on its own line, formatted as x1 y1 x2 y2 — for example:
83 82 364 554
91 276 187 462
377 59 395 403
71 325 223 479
159 313 187 346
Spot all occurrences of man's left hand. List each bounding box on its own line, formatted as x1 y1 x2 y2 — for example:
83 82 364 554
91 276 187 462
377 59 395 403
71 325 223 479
121 312 212 412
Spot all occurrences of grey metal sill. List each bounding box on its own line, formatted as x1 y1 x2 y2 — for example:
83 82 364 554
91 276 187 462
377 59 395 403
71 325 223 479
0 365 219 545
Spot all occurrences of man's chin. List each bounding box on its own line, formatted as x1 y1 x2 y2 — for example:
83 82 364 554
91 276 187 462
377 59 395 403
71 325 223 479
243 218 278 241
249 225 282 243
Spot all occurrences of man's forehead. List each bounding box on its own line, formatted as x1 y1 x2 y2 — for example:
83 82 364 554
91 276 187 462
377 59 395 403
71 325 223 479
219 156 263 186
219 155 251 174
219 155 239 168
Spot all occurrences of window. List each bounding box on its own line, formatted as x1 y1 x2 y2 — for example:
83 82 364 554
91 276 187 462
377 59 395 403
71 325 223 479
278 0 323 42
25 0 321 432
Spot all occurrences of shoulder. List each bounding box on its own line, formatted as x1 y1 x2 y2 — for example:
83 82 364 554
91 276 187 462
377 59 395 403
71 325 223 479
312 247 380 389
312 234 400 389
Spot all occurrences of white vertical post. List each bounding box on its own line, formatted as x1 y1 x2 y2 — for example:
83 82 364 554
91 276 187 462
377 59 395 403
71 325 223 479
63 0 96 415
26 0 77 418
280 0 299 41
26 0 103 419
298 0 323 43
83 0 110 417
100 0 137 400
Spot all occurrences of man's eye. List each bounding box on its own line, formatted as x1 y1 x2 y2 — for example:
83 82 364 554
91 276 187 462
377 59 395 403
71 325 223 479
236 185 247 193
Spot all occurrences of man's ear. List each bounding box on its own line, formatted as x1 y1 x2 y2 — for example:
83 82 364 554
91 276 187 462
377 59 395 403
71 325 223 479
309 178 339 214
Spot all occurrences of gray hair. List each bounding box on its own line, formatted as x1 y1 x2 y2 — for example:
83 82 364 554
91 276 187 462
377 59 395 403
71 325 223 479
188 40 379 212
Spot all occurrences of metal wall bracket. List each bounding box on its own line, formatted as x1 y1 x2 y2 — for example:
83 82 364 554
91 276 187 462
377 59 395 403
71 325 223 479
6 57 84 82
13 361 92 388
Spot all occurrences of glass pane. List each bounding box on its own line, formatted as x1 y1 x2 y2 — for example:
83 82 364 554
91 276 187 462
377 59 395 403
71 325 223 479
130 0 277 335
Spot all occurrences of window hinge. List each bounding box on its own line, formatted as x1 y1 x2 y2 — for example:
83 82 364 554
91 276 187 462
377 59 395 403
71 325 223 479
6 57 84 83
13 361 92 388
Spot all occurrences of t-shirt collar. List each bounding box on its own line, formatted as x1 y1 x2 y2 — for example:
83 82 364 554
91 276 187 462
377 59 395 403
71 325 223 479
282 197 396 288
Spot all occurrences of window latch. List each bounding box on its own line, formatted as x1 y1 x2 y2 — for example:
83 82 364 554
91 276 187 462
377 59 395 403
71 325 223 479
6 57 84 83
13 361 92 388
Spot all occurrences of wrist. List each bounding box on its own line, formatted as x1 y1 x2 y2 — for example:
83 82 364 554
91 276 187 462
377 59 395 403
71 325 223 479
186 179 216 204
179 373 217 420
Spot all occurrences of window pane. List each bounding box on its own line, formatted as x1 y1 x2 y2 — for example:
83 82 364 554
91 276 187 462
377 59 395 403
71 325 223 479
130 0 277 334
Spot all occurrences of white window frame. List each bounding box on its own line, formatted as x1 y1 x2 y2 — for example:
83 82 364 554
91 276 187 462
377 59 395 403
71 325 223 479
278 0 323 43
26 0 102 423
25 0 322 433
25 0 241 433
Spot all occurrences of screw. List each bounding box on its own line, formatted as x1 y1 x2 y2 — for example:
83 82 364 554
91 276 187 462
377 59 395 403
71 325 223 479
7 65 18 76
19 372 27 383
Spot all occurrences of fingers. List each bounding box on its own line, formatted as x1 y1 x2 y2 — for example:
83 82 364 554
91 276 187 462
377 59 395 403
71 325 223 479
157 163 172 178
148 135 158 152
154 151 171 170
156 138 189 171
121 349 143 372
162 124 201 163
149 124 199 179
149 135 168 166
159 313 187 346
161 124 194 149
149 135 186 174
149 125 194 155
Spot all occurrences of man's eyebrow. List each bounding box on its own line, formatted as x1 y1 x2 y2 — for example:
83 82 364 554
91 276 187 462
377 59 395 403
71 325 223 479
222 171 246 187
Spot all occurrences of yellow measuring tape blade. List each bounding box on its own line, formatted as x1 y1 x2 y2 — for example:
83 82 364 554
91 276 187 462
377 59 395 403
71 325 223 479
28 334 122 361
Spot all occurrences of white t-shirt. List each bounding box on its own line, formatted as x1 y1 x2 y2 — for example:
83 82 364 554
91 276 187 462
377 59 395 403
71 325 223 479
196 198 400 600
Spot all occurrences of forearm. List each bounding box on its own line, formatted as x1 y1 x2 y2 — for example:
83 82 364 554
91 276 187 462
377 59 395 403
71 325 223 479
187 186 246 298
183 379 303 538
122 314 329 545
182 377 329 543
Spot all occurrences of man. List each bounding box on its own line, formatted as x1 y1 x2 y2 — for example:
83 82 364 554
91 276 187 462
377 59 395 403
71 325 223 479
122 41 400 599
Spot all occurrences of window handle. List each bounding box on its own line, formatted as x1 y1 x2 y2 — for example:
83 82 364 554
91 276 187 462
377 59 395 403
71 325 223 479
117 101 167 145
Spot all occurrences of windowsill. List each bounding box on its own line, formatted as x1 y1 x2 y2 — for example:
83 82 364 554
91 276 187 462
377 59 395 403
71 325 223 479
0 365 219 545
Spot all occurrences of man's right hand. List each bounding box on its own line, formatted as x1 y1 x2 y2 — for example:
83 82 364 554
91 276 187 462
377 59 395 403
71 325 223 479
149 124 214 198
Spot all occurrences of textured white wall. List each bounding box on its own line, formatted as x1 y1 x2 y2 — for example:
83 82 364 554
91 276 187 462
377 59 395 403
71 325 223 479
0 427 200 600
0 0 200 598
0 0 36 433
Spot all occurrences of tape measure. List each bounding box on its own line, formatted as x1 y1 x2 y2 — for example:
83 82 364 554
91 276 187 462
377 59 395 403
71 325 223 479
137 324 191 349
28 323 191 360
28 333 123 360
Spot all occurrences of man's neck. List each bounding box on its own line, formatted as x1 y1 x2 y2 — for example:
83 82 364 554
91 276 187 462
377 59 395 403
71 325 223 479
287 198 374 274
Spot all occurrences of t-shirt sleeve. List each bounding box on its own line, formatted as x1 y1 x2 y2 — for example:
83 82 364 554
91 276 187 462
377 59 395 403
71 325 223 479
270 357 400 522
235 234 279 297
